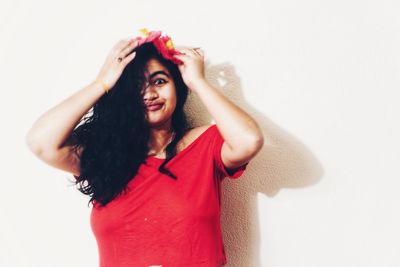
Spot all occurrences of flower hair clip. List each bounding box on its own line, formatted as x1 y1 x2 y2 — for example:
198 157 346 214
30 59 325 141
133 27 184 65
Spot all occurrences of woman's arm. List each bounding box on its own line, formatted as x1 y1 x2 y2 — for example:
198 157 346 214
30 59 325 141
192 79 264 170
193 79 264 148
26 38 139 156
25 80 105 156
173 48 263 170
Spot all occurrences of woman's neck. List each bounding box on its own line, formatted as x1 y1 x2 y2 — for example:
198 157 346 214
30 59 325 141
147 127 175 156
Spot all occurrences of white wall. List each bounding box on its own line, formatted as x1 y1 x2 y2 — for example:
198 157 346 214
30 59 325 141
2 0 399 266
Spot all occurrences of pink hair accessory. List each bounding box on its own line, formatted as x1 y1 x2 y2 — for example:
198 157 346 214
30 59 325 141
133 28 184 65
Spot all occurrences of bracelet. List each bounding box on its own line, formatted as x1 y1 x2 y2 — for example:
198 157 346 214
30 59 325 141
96 78 109 94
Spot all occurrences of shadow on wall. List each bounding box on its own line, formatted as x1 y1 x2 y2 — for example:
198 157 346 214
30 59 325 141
183 60 324 267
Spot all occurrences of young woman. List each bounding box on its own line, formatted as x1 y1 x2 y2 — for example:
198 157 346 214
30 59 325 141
26 29 264 267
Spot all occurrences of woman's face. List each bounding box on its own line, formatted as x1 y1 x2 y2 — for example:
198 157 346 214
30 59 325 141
141 58 177 127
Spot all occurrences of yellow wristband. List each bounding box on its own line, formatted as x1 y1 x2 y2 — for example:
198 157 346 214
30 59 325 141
96 78 109 94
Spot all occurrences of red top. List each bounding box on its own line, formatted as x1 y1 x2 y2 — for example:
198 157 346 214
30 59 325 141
89 124 249 267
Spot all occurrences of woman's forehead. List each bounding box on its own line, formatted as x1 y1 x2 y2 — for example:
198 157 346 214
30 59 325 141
145 60 171 78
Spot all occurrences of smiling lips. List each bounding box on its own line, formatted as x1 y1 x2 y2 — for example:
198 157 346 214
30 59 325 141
146 103 163 111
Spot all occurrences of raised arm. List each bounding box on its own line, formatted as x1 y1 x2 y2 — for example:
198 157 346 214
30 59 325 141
25 38 139 175
25 80 105 155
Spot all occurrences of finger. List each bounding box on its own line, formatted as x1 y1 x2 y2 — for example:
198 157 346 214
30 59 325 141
111 39 132 58
112 39 128 49
173 53 190 61
194 48 204 57
178 48 196 56
119 39 140 58
121 51 136 66
192 48 201 57
182 47 202 58
115 39 131 50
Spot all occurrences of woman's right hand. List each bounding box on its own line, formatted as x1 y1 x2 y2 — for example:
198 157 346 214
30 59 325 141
95 38 140 92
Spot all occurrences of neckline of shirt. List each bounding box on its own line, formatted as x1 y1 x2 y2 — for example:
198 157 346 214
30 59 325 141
146 124 216 162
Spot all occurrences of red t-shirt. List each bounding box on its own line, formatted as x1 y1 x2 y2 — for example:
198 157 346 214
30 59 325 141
89 124 249 266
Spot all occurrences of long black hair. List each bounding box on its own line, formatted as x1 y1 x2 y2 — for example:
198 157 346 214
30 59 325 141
67 42 190 208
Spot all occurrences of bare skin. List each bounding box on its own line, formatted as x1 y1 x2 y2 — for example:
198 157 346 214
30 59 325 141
141 58 179 158
143 59 216 160
25 37 263 177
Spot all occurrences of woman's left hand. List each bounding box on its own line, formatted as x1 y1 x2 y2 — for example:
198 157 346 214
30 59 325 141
173 47 206 91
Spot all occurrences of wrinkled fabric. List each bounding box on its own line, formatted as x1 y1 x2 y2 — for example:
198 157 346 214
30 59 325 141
89 124 249 267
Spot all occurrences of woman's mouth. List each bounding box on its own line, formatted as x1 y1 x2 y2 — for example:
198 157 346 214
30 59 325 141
146 104 163 111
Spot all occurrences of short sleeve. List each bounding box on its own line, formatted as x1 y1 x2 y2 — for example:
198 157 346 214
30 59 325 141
210 125 249 180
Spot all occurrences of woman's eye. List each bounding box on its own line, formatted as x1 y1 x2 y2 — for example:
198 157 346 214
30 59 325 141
153 78 166 85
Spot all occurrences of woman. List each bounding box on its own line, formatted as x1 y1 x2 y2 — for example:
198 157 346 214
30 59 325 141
26 29 264 267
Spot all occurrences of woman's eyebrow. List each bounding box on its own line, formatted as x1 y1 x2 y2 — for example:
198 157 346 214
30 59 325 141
149 70 170 79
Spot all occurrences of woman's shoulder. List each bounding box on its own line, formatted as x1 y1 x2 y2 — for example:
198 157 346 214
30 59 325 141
189 124 214 136
177 124 214 152
185 124 215 142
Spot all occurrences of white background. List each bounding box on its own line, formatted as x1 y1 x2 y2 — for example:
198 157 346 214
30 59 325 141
1 0 399 266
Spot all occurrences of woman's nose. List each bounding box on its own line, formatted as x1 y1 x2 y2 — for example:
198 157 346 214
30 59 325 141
142 86 158 99
144 90 159 100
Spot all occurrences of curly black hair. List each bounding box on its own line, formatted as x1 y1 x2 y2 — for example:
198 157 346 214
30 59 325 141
66 42 191 208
